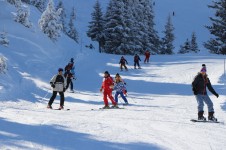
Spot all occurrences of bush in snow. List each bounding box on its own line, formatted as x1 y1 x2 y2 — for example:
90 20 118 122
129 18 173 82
38 0 62 41
0 31 9 47
0 56 7 74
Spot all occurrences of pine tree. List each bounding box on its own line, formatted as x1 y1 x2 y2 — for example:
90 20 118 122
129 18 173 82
87 0 105 53
204 0 226 54
21 0 30 4
7 0 16 5
0 30 9 47
103 0 127 54
178 39 191 54
161 15 175 54
67 7 79 43
38 0 62 41
14 0 32 28
190 32 199 53
32 0 46 12
56 0 67 33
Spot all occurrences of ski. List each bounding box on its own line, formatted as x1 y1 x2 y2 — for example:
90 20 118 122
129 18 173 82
190 119 220 123
91 107 125 110
53 108 70 111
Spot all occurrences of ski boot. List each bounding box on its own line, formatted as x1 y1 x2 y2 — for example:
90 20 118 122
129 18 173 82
59 105 64 110
198 111 206 121
208 112 217 122
102 105 110 109
47 104 52 109
123 102 129 106
111 104 119 108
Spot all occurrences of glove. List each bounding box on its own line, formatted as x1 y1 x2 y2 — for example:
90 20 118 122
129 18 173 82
215 93 219 98
63 88 66 92
51 84 55 88
100 88 102 92
192 87 197 95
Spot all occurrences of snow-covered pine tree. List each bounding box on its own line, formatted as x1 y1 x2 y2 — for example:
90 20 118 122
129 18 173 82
178 39 191 54
14 0 32 28
32 0 46 12
143 0 160 54
161 14 175 55
56 0 67 33
204 0 226 54
103 0 127 54
38 0 62 41
0 30 9 47
21 0 30 4
87 0 105 53
0 55 7 74
190 32 199 53
7 0 16 5
67 6 79 43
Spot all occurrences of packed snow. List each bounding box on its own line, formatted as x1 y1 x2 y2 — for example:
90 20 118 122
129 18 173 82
1 0 226 150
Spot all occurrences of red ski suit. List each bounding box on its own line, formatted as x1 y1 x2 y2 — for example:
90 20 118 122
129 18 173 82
101 76 116 106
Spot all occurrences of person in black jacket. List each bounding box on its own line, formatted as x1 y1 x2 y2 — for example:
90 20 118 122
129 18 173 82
192 64 219 121
119 56 128 71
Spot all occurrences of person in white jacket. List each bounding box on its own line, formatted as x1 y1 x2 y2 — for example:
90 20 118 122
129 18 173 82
47 68 66 109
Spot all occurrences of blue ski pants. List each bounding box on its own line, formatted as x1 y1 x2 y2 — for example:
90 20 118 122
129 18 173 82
195 94 214 112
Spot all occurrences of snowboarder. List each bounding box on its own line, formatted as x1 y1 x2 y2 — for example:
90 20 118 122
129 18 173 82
192 65 219 121
47 68 66 109
111 73 129 105
134 54 141 69
119 56 128 71
100 71 117 109
144 50 151 63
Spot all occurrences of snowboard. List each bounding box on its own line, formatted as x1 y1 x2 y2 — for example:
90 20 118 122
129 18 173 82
190 119 220 123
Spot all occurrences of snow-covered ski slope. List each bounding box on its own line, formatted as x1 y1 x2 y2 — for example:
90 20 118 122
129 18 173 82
1 0 226 150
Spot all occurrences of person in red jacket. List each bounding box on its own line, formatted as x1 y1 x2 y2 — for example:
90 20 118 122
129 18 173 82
144 50 151 63
100 71 117 109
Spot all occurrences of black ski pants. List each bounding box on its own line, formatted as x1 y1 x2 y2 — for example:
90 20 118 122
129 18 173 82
48 91 64 106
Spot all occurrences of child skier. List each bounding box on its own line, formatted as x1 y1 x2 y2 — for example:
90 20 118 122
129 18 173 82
111 73 129 105
47 68 66 109
144 50 150 63
192 65 219 121
100 71 117 109
134 54 141 69
119 56 128 71
115 73 127 96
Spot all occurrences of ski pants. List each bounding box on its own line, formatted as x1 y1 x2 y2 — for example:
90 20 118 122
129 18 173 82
144 57 150 63
115 91 128 103
48 91 65 106
103 90 116 106
120 64 128 70
134 61 140 68
66 78 73 90
195 94 214 113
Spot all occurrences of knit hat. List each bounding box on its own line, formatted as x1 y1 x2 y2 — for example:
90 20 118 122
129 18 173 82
104 71 109 75
58 68 63 72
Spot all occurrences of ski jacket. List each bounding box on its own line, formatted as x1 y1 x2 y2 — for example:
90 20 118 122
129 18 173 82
101 76 114 92
50 74 66 92
145 51 150 58
192 73 217 96
119 58 128 65
134 55 141 62
113 81 126 92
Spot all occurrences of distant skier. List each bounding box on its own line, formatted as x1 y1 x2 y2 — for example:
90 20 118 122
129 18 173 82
119 56 128 71
111 73 129 105
144 50 151 63
134 54 141 69
100 71 117 109
192 64 219 121
47 68 66 109
64 62 75 92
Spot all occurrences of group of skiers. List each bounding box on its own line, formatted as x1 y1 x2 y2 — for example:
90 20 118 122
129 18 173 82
46 55 219 122
119 50 151 71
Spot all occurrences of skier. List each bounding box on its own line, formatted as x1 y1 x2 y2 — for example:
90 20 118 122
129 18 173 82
115 73 127 96
64 62 75 92
144 50 151 63
111 73 129 105
100 71 117 109
119 56 128 71
192 65 219 121
47 68 66 109
134 54 141 69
